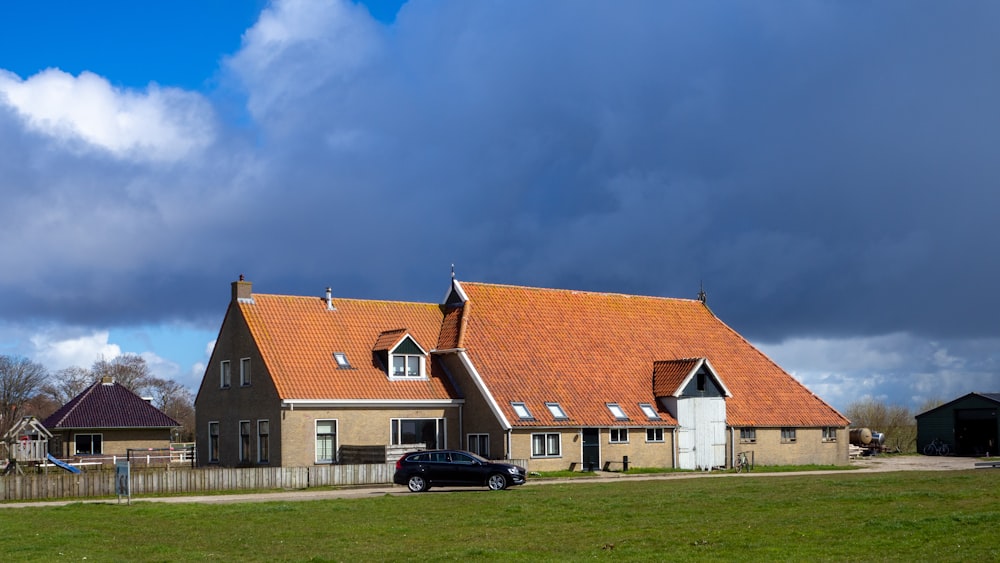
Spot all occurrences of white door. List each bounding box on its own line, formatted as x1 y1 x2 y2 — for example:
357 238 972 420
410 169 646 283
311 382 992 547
677 397 727 470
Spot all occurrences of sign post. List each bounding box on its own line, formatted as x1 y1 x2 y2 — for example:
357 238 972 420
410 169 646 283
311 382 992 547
115 460 131 505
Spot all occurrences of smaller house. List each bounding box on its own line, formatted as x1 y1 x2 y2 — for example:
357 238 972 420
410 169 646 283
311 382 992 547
43 376 179 463
916 392 1000 456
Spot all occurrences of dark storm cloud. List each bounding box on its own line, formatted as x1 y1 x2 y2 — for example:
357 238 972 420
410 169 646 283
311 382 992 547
1 0 998 350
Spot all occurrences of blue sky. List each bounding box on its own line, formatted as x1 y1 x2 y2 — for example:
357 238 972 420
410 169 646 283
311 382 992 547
0 0 998 413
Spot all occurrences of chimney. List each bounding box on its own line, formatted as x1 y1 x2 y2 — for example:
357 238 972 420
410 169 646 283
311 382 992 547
325 287 335 311
232 274 253 302
101 375 113 385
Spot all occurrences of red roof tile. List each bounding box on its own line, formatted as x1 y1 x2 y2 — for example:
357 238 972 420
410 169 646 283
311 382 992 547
454 282 848 428
240 294 459 401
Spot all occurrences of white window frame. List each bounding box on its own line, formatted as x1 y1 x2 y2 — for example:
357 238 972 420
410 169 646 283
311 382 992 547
390 354 425 378
208 421 220 463
220 360 231 388
238 420 251 462
823 427 837 442
467 433 490 458
607 403 628 420
73 433 103 455
316 419 338 464
257 420 269 464
646 428 664 442
240 357 251 386
545 402 568 420
740 428 757 443
511 402 533 420
390 418 445 450
639 403 660 420
781 427 797 443
610 428 629 443
531 432 561 457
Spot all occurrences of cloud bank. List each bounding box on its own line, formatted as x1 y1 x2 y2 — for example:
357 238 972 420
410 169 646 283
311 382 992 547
0 0 997 406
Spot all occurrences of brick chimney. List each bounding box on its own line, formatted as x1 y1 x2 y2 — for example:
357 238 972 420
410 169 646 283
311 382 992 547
232 274 252 302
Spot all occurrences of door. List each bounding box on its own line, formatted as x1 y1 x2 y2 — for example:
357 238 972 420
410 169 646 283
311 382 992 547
582 429 600 471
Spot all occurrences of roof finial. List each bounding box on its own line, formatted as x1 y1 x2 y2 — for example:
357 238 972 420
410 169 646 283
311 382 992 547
239 273 245 282
697 281 707 304
451 263 456 280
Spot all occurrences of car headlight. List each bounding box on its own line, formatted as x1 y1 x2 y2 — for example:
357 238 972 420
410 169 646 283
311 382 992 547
507 467 519 475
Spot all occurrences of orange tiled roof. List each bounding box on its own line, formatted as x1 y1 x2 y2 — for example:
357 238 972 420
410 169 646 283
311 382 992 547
239 294 458 401
454 282 848 428
652 359 705 398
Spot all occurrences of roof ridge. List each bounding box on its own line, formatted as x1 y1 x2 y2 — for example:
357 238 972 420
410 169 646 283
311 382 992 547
461 280 704 303
251 293 437 307
46 378 102 428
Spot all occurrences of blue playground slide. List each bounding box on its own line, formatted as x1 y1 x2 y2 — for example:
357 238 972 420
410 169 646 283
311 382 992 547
46 454 81 474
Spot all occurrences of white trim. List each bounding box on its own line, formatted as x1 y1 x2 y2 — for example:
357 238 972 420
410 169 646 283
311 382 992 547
281 399 463 409
72 432 104 455
315 419 338 464
443 279 469 304
671 358 733 398
455 350 512 430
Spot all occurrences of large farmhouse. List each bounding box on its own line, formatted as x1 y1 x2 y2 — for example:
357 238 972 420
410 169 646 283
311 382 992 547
195 277 849 470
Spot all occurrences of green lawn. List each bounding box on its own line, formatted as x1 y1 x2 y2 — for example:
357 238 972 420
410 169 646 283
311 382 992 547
2 470 998 561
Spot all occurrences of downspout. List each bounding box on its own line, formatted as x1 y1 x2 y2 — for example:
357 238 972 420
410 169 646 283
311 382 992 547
730 426 736 469
672 427 677 468
506 429 512 460
458 404 463 450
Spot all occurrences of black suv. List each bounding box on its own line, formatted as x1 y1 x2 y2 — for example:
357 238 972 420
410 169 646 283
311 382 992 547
393 450 527 492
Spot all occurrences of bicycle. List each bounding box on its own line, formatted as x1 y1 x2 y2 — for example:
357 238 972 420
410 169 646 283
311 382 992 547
735 451 750 473
923 438 950 456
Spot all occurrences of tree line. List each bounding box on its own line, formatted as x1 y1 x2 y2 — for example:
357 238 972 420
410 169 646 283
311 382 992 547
844 397 943 453
0 354 195 441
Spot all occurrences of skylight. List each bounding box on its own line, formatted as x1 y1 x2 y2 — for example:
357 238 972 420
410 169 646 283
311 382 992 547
639 403 659 419
333 352 351 369
606 403 628 420
545 402 568 419
511 402 533 419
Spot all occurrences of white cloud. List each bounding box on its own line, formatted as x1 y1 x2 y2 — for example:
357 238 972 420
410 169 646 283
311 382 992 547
29 329 122 372
0 68 214 161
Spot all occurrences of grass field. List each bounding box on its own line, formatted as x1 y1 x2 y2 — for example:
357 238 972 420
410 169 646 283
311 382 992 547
1 470 998 561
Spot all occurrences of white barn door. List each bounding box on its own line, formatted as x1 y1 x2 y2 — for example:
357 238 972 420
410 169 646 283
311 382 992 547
677 397 727 470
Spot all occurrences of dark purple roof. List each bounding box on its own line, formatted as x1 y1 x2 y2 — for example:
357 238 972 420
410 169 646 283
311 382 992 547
43 380 179 429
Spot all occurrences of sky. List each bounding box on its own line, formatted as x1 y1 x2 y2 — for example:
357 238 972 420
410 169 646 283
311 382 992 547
0 0 997 415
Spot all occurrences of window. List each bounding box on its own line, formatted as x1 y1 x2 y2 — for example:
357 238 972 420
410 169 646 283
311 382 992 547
220 360 231 388
391 418 444 450
639 403 660 420
607 403 628 420
257 420 269 463
531 433 561 457
740 428 757 443
208 421 219 463
240 358 251 386
238 420 251 462
823 427 837 442
316 420 337 463
511 402 533 419
468 434 490 458
391 354 423 377
74 433 103 455
545 402 568 420
697 372 706 391
646 428 664 442
333 352 351 369
610 428 629 443
781 428 797 443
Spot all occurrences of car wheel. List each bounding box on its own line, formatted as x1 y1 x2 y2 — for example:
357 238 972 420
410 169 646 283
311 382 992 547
407 475 428 492
487 473 508 491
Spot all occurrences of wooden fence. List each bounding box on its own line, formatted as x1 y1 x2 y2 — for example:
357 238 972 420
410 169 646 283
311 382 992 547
0 463 393 502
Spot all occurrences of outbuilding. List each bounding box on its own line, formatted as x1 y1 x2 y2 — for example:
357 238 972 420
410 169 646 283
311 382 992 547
915 393 1000 456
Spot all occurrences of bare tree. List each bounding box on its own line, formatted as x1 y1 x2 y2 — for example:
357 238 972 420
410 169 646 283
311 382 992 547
91 354 154 395
148 377 196 441
41 366 93 406
845 398 917 453
0 355 48 436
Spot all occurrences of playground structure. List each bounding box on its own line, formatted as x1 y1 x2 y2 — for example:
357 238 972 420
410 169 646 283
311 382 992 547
1 416 82 475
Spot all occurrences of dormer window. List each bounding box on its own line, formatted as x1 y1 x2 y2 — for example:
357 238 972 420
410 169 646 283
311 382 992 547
546 402 568 420
607 403 628 420
392 354 423 377
374 330 429 379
